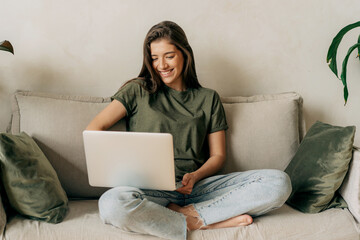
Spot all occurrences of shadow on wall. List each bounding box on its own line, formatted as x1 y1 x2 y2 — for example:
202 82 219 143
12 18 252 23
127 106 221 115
302 104 327 131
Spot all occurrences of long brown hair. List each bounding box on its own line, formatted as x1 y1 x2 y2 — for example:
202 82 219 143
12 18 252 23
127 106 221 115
137 21 201 93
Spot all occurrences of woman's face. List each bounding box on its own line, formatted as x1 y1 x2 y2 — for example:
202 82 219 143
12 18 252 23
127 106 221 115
150 38 185 91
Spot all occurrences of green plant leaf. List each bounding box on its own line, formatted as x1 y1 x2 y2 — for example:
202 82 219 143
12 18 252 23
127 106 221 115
327 21 360 77
0 40 14 54
358 34 360 61
340 42 360 105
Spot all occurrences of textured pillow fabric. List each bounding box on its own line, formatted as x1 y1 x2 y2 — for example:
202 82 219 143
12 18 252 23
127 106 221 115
0 132 68 223
220 92 304 173
285 121 356 213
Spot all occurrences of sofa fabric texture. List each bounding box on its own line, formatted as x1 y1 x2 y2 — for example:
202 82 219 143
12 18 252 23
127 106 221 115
10 91 304 198
340 148 360 223
1 90 358 240
3 200 358 240
0 132 68 223
10 91 120 198
220 93 305 173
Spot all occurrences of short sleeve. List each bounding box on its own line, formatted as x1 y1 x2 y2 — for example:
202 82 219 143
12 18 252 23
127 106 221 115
209 92 228 133
111 81 142 117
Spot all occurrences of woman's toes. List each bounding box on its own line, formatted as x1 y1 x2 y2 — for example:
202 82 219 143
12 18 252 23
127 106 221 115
237 215 253 226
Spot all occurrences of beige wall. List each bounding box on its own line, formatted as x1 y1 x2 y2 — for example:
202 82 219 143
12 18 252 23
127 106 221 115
1 0 360 146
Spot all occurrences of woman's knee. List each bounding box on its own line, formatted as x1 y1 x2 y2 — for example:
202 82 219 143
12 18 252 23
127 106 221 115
99 186 143 228
263 169 292 205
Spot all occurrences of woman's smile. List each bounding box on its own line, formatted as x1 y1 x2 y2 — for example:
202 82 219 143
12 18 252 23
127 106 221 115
159 69 174 77
150 39 185 91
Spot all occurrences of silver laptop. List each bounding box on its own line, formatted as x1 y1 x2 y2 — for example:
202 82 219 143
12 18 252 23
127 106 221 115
83 130 177 191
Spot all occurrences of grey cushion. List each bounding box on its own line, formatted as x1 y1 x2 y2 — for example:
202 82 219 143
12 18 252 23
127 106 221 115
221 92 304 173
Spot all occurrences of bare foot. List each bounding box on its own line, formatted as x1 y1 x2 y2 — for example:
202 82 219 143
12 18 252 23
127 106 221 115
167 203 204 230
167 203 182 212
202 214 253 229
166 203 253 230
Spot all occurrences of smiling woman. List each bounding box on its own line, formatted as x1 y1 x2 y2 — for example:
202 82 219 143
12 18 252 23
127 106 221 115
150 39 185 91
86 20 292 240
138 21 201 93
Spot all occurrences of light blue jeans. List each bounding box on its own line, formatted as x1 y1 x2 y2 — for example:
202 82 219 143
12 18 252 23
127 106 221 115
99 169 291 240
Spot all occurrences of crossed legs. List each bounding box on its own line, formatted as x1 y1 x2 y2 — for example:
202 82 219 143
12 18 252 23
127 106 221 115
167 203 253 230
166 169 291 230
99 170 291 240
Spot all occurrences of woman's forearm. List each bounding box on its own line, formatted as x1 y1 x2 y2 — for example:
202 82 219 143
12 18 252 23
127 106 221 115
86 100 127 131
191 130 227 183
192 154 226 183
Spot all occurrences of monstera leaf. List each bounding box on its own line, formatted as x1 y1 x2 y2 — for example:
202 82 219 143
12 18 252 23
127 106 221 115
0 40 14 54
327 21 360 105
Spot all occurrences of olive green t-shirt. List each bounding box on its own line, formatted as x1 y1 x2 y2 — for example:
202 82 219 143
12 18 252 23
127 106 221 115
111 79 228 181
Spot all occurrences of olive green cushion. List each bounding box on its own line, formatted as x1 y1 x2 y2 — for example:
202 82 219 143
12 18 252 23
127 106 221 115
285 121 356 213
0 132 68 223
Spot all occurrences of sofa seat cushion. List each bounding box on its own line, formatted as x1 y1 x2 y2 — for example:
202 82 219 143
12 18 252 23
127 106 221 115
3 200 358 240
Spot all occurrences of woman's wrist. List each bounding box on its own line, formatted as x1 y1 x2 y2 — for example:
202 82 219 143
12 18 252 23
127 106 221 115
191 170 204 183
192 155 225 183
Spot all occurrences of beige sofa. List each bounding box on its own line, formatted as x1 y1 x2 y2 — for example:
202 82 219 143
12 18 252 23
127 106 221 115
1 90 359 240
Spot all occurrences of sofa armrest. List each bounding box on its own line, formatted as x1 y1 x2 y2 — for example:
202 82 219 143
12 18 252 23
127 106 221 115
340 147 360 223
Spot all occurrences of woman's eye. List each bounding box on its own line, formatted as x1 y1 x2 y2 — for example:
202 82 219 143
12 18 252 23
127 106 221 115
166 56 174 59
152 58 158 61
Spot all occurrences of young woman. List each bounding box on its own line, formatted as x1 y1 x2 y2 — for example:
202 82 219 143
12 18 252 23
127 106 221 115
86 21 291 240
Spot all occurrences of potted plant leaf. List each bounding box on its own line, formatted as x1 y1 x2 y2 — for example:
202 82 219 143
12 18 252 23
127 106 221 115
327 21 360 105
0 40 14 54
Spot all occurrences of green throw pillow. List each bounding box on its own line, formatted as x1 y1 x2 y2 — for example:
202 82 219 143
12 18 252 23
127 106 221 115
0 132 68 223
285 121 355 213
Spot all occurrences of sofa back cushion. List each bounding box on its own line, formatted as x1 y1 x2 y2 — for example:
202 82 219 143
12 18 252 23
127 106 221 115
220 92 304 173
10 91 125 198
9 91 304 198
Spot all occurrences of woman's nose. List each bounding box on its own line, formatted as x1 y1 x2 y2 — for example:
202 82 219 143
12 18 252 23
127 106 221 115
158 59 168 70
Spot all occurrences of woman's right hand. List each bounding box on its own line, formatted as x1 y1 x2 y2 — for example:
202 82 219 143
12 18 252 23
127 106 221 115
176 172 198 195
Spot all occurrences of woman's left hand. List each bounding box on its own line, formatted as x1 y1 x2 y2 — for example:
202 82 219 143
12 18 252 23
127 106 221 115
176 172 197 195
